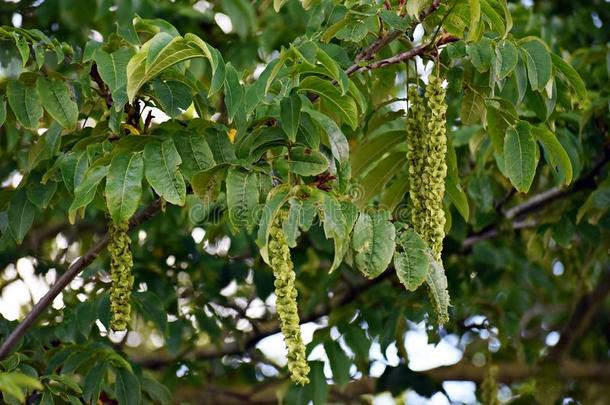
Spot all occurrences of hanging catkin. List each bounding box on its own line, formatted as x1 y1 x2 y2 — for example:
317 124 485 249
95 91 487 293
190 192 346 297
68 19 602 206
406 75 451 324
269 221 310 385
406 85 426 235
407 76 447 262
108 221 134 331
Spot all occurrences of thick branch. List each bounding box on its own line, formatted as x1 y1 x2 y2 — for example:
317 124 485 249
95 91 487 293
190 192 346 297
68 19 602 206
423 359 610 383
0 199 162 360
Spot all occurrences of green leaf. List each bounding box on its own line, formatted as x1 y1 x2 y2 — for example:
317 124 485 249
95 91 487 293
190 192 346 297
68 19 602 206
69 165 109 224
256 184 291 264
226 168 259 229
283 198 303 248
0 372 42 403
83 362 107 403
445 141 469 221
6 80 43 130
185 34 225 95
467 0 481 42
36 77 78 129
380 179 409 212
172 132 216 181
336 18 370 43
302 108 349 167
379 10 410 31
114 368 141 405
128 35 211 102
485 104 516 154
132 291 168 334
280 91 302 142
152 80 193 118
27 182 57 210
14 35 30 67
324 341 351 388
316 48 348 95
521 38 552 92
59 150 90 192
224 63 244 122
467 38 494 72
504 122 538 193
550 53 587 105
191 166 226 203
460 88 485 125
394 228 429 292
273 0 287 12
105 152 144 223
206 128 237 163
498 0 512 38
303 361 329 405
352 210 396 279
0 97 6 127
287 146 329 176
480 0 505 37
425 257 451 325
145 32 175 72
8 189 35 244
299 76 358 130
144 139 186 206
27 123 62 172
141 374 172 404
357 152 405 206
319 192 349 272
222 0 257 39
350 130 404 177
531 126 573 186
94 48 134 111
406 0 428 18
495 40 518 79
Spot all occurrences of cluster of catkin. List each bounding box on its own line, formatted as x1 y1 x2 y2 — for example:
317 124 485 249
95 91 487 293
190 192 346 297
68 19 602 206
108 221 134 332
406 75 448 263
269 221 310 385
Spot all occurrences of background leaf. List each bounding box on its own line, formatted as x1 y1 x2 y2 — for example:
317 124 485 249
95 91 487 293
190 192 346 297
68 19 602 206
144 139 186 206
105 152 144 223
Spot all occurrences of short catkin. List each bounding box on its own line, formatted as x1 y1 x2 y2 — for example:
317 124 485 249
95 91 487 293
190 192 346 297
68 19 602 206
406 76 448 263
108 221 134 331
269 222 310 385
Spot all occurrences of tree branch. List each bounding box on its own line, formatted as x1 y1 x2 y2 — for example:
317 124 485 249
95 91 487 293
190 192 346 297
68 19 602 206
423 359 610 383
0 198 162 360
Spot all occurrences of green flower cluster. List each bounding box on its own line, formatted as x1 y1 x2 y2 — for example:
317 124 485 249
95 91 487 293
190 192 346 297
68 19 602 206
108 221 134 332
406 75 448 262
269 222 310 385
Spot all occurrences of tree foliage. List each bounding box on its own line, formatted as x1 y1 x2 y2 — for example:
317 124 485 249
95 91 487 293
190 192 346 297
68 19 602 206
0 0 609 403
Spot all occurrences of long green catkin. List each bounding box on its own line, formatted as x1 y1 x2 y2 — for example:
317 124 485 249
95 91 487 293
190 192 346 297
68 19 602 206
407 76 448 263
269 222 310 385
406 76 451 325
422 75 448 262
108 220 134 332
